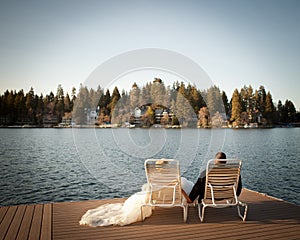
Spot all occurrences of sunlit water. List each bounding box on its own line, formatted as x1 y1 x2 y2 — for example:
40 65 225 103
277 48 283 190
0 128 299 206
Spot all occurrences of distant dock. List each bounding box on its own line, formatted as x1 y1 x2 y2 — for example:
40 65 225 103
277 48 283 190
0 188 299 240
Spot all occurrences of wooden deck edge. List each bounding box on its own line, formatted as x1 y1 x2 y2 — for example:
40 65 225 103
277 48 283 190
243 188 298 206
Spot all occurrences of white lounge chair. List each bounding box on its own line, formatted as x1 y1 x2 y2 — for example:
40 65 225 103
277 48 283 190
198 159 248 222
141 159 188 222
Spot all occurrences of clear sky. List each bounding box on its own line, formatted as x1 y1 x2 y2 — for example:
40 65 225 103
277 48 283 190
0 0 299 109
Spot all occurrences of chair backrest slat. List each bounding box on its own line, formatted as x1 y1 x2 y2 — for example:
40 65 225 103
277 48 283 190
145 159 182 205
204 159 241 201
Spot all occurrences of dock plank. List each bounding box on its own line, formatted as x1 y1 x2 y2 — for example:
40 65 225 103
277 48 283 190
16 205 35 240
28 204 43 240
4 205 26 240
0 207 9 224
40 204 52 240
0 206 17 240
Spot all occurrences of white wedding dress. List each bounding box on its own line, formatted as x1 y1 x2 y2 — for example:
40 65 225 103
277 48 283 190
79 177 194 227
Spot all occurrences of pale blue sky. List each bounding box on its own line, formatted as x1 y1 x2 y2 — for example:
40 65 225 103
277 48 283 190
0 0 299 109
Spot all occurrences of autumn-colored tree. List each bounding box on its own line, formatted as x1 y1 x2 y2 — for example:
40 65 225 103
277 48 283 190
142 106 155 127
198 107 210 128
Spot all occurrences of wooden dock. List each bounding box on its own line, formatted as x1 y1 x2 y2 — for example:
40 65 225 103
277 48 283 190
1 188 299 240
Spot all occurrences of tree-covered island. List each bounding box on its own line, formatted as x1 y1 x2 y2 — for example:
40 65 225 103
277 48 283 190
0 78 299 128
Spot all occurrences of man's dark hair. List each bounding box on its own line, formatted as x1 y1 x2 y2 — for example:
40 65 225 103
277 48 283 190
215 152 227 163
215 152 226 159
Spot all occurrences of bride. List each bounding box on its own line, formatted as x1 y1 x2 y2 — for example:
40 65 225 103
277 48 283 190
79 176 193 227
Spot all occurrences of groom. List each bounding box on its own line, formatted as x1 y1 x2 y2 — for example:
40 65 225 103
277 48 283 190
188 152 242 202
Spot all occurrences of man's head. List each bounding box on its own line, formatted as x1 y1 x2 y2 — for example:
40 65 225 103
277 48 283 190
215 152 227 164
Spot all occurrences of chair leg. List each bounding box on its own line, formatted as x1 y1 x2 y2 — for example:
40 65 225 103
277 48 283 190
201 205 206 222
237 201 247 221
183 205 188 222
242 203 248 221
198 204 205 222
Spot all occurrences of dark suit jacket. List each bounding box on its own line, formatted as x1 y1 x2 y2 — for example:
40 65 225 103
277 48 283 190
189 170 242 202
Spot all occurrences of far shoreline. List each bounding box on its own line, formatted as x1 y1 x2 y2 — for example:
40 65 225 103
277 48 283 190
1 123 300 129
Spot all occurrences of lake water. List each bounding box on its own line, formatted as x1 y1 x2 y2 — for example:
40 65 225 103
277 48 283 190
0 128 299 206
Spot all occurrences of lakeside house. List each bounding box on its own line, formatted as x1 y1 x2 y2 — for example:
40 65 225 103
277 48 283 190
43 114 58 127
87 110 97 125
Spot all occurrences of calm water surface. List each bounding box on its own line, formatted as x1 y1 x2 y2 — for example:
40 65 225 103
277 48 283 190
0 128 299 206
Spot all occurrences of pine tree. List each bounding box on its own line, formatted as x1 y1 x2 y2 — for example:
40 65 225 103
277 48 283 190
265 91 274 123
240 86 248 112
258 85 267 114
7 90 16 123
151 78 166 106
14 89 26 123
246 85 254 122
110 86 121 112
25 87 35 124
104 89 111 112
175 83 196 127
253 89 260 110
64 93 71 112
205 85 224 117
230 89 241 127
221 91 230 119
129 83 140 110
188 85 204 114
72 84 90 124
276 100 284 123
284 100 296 123
55 84 65 122
71 87 76 109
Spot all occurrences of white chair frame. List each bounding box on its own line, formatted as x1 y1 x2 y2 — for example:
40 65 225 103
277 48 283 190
141 159 188 222
198 159 248 222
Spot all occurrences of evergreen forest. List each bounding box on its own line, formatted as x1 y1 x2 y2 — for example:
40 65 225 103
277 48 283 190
0 79 299 128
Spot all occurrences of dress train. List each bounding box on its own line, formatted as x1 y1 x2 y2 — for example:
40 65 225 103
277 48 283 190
79 177 193 226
